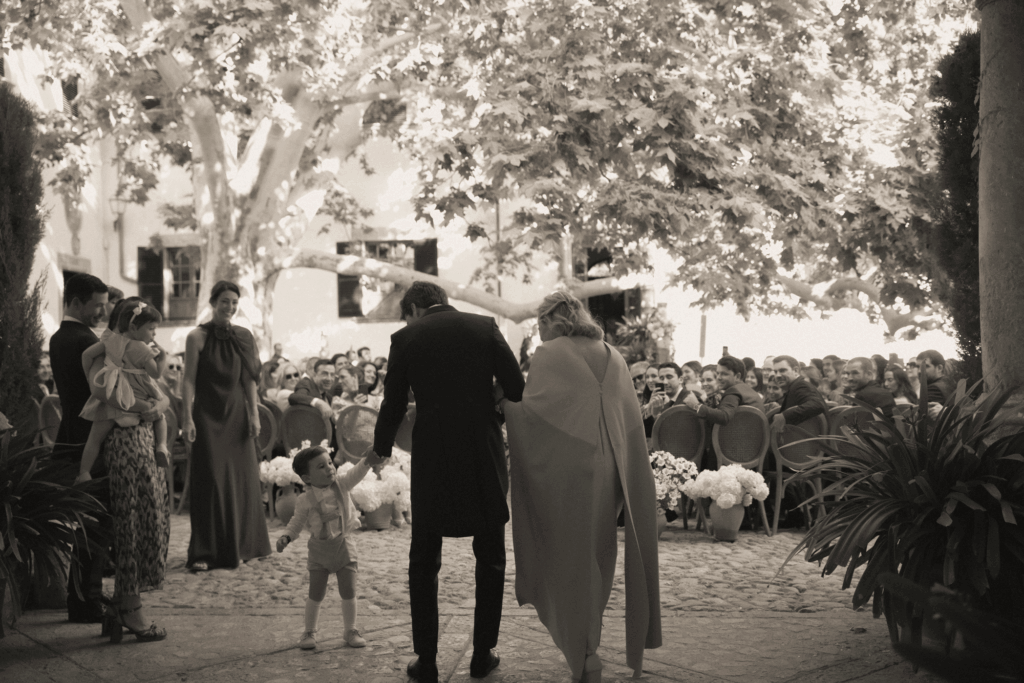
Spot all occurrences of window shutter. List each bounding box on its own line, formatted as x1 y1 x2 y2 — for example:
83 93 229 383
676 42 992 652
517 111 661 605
137 247 164 317
336 242 362 317
413 239 438 275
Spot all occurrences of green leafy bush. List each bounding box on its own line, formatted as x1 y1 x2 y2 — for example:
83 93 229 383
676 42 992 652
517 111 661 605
0 421 107 631
778 385 1024 647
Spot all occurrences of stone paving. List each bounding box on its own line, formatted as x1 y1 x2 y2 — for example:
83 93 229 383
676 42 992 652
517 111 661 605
154 514 855 616
1 512 943 683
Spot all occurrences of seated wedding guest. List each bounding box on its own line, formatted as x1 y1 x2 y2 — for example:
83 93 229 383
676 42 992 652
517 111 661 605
357 346 372 363
905 358 922 399
842 357 896 417
683 356 764 424
330 353 349 371
269 362 302 412
824 358 847 402
700 365 720 408
917 350 956 418
762 356 776 385
764 381 784 415
871 355 888 384
32 352 55 401
745 367 765 399
373 356 388 371
810 358 824 376
290 359 336 424
639 365 660 434
642 362 694 437
259 360 281 400
330 366 369 413
303 357 319 379
630 361 651 403
884 366 918 405
801 364 829 398
681 361 704 399
742 357 756 373
770 355 826 433
159 352 185 422
360 361 384 409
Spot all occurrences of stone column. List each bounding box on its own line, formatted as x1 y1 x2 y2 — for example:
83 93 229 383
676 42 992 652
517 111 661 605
977 0 1024 409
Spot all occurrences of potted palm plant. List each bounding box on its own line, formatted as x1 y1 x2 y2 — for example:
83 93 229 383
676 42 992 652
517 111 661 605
0 413 107 637
776 384 1024 652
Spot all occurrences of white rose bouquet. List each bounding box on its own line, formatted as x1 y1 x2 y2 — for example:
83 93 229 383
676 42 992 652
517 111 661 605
649 450 698 512
681 464 770 509
345 447 412 513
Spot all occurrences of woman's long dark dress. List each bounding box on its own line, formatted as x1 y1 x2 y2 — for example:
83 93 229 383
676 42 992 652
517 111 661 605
187 323 271 568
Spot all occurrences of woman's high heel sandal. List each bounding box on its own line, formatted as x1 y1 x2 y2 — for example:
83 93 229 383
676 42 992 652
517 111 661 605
109 605 167 643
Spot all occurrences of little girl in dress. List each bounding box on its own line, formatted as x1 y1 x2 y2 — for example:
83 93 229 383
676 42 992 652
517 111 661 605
77 301 169 481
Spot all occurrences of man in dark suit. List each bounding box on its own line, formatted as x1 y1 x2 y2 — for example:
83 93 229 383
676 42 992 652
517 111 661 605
368 282 525 683
842 357 896 417
684 355 764 424
288 358 336 418
49 273 109 623
917 349 956 419
770 355 827 433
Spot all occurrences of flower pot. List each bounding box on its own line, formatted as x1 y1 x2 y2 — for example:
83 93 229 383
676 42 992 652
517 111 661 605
363 502 394 531
275 484 298 525
709 501 745 542
656 509 668 539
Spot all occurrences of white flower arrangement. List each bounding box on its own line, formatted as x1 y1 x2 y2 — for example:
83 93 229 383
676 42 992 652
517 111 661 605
345 447 412 513
258 439 333 486
649 450 698 512
681 464 770 510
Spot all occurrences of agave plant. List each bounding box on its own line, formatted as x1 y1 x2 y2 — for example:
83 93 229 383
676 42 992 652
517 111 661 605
0 418 107 635
776 383 1024 649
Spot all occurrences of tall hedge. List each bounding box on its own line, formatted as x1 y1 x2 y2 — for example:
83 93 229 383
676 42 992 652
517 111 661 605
0 82 46 434
929 31 981 383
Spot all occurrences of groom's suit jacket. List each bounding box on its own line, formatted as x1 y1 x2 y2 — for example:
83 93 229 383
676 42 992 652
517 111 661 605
373 305 525 537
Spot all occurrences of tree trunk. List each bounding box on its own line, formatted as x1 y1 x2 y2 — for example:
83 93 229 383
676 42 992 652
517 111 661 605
977 0 1024 421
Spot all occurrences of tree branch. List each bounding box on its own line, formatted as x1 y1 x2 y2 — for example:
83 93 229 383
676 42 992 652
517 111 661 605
286 248 642 322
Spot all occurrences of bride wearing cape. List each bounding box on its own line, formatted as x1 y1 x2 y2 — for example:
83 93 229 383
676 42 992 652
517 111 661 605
500 291 662 683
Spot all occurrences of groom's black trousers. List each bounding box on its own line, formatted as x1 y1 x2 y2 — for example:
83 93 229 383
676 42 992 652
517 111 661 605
409 522 506 656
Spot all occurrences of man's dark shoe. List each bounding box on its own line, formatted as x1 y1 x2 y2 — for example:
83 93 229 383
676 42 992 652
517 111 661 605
470 649 500 678
407 657 439 683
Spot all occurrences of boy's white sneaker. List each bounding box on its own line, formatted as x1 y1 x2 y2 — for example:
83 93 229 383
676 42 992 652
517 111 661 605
345 628 366 648
298 630 317 650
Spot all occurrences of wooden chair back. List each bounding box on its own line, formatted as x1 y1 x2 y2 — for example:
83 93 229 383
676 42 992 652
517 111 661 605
256 403 277 460
772 413 829 471
651 405 706 468
281 404 330 452
712 406 770 470
335 405 379 463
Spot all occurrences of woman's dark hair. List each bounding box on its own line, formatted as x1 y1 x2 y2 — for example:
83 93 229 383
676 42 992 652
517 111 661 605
872 354 888 383
742 357 756 372
292 446 329 477
117 300 163 333
107 296 143 332
886 366 919 404
210 280 241 304
373 356 388 369
400 281 448 320
360 361 379 393
330 353 348 367
747 367 765 395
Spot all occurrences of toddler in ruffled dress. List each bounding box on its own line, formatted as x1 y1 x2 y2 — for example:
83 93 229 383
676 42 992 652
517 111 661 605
277 445 383 650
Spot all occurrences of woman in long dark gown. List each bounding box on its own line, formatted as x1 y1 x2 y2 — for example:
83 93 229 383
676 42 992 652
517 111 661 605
181 281 271 570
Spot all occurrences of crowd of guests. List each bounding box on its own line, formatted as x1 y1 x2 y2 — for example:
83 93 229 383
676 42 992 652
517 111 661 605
258 345 388 419
628 349 960 439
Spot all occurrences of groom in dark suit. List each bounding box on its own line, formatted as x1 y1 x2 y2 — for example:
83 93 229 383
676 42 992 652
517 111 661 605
49 273 109 623
369 281 525 683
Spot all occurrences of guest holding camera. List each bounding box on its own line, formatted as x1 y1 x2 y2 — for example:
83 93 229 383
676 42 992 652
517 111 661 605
641 362 693 437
